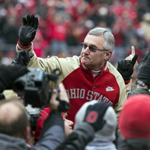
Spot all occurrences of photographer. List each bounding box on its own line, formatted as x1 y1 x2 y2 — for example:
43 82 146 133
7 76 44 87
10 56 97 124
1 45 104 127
0 65 69 150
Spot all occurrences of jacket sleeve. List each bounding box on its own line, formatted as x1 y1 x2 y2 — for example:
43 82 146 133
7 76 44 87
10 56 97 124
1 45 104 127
55 123 95 150
113 74 127 118
107 62 127 118
31 110 66 150
16 42 80 88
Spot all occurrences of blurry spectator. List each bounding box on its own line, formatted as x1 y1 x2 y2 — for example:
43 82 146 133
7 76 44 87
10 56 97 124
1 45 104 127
129 51 150 96
0 50 15 65
118 94 150 150
2 15 19 44
1 0 150 61
15 0 30 18
0 5 7 43
125 50 150 97
123 21 138 48
56 100 116 150
66 23 79 46
74 100 117 150
140 12 150 44
127 37 144 63
89 5 115 28
46 11 71 56
136 0 150 21
36 1 48 20
111 22 125 63
33 29 49 57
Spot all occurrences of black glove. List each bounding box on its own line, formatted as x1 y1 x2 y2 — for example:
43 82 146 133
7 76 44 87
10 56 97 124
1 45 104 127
117 54 138 80
0 65 29 93
19 14 38 46
83 102 109 132
11 50 34 66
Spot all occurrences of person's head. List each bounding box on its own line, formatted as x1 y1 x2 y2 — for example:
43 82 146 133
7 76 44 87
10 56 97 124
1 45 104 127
119 94 150 140
0 98 30 141
80 27 115 70
129 88 150 96
63 118 73 137
74 100 117 141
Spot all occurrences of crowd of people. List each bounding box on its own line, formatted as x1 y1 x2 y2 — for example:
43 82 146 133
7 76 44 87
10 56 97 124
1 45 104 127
0 50 150 150
0 0 150 150
0 0 150 64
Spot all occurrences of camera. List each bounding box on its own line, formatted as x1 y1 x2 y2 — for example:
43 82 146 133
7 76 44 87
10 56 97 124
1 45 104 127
26 104 41 132
12 67 61 107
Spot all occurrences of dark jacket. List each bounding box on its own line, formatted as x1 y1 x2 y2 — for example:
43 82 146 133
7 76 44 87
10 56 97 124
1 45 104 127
0 111 65 150
55 123 95 150
118 139 150 150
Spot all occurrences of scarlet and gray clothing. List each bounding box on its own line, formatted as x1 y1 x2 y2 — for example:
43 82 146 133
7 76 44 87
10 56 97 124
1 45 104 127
16 42 127 123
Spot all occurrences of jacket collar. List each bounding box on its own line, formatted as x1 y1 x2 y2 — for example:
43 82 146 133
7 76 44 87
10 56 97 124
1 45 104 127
79 57 108 74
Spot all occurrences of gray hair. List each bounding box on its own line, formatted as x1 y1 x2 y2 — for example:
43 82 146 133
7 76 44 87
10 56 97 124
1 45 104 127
88 27 115 51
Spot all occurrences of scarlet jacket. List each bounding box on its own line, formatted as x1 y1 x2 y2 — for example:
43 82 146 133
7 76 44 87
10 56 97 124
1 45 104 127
16 42 127 123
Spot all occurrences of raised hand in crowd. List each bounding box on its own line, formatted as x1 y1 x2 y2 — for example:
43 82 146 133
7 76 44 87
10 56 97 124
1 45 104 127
55 101 113 150
125 46 138 70
117 46 138 81
19 14 38 46
11 50 34 66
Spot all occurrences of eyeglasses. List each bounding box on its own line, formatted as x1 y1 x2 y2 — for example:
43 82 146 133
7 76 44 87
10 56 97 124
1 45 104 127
80 42 108 52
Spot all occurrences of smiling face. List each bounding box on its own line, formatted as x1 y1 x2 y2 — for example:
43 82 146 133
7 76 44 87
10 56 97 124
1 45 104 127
80 34 112 71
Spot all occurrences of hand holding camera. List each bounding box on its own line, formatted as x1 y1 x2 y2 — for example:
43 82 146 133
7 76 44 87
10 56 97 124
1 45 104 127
50 83 70 112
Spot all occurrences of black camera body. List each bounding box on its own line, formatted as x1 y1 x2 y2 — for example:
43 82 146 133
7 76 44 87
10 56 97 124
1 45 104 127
26 105 41 132
12 68 60 107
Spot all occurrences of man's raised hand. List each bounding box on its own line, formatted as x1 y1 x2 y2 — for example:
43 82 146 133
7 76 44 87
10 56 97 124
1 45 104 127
19 14 38 46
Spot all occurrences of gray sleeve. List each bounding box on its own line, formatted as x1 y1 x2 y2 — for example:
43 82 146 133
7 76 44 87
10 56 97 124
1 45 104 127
31 111 66 150
32 125 65 150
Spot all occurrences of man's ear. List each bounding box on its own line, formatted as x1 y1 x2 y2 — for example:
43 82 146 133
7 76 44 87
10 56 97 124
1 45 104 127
105 50 112 61
24 126 30 142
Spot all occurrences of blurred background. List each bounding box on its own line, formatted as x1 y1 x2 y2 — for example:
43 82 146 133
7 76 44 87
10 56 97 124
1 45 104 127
0 0 150 70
